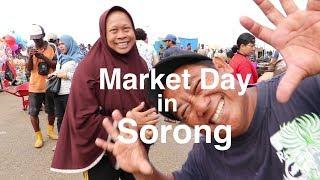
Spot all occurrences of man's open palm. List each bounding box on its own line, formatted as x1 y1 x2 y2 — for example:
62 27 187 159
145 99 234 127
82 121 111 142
241 0 320 102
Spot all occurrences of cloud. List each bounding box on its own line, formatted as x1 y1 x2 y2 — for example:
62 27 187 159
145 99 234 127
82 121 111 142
0 0 307 48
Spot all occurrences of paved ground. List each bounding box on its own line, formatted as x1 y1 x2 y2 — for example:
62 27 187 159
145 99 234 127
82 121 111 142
0 92 193 180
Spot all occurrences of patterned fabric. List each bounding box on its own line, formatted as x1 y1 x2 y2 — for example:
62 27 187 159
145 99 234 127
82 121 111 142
136 40 157 70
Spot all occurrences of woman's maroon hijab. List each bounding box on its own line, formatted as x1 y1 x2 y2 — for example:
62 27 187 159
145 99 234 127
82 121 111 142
51 6 149 172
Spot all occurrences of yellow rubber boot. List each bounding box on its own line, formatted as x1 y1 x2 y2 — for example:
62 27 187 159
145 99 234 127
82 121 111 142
47 124 58 140
34 131 43 148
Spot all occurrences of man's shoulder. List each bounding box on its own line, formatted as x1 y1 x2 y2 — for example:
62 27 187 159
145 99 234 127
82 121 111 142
44 43 55 58
262 74 320 124
48 42 57 52
230 54 243 63
44 42 53 51
266 74 320 94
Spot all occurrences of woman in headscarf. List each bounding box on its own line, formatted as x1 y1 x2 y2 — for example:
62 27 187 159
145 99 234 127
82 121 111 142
49 35 84 133
51 6 158 180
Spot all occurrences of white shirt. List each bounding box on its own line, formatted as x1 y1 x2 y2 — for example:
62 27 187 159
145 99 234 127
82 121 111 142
136 40 158 70
54 60 77 95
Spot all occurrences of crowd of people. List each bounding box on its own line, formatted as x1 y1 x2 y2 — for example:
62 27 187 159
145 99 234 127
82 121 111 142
94 0 320 179
0 0 319 179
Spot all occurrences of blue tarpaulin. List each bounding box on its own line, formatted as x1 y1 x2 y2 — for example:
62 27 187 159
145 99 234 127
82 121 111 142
153 37 198 53
178 37 198 51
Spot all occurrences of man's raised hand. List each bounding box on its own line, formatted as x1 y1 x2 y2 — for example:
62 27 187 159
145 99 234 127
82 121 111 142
240 0 320 102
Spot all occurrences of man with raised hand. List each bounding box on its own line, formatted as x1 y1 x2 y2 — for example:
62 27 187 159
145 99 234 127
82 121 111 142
95 0 320 179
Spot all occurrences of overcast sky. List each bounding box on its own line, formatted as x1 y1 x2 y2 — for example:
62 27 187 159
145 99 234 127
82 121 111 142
0 0 307 49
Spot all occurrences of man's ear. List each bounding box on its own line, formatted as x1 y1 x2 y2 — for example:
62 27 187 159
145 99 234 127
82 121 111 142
212 57 233 74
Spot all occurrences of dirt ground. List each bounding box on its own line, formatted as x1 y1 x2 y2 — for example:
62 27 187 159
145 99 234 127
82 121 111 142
0 92 193 180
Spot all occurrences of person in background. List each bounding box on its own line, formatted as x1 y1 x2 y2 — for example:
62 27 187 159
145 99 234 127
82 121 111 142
226 49 234 64
87 44 92 51
135 28 159 70
229 33 258 84
158 44 165 59
96 0 320 176
186 43 192 51
26 24 58 148
47 33 59 54
79 43 88 56
162 34 185 59
213 51 232 68
257 58 287 83
49 35 84 134
197 44 208 56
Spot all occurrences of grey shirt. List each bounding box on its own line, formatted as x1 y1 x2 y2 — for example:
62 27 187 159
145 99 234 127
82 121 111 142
162 46 186 59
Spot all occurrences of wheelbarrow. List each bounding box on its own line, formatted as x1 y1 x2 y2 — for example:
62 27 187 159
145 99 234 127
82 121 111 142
2 81 29 110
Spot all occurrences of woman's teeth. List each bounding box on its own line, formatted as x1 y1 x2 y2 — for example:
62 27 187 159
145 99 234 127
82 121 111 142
211 98 224 124
117 42 128 48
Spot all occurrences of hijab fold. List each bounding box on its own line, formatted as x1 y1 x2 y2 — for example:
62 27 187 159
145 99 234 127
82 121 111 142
51 6 149 172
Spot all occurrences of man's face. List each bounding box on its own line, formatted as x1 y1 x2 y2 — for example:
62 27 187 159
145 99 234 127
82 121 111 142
163 64 250 137
241 43 255 56
106 11 136 54
165 40 171 48
33 38 44 48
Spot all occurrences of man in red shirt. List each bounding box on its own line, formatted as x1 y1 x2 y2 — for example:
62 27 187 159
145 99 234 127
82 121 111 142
229 33 258 84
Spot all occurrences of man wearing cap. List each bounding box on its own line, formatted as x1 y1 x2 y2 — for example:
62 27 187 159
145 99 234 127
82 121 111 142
95 0 320 179
162 34 185 59
27 24 58 148
46 33 60 57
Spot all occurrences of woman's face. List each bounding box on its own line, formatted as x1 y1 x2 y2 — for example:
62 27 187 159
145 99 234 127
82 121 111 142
106 11 136 54
58 40 68 54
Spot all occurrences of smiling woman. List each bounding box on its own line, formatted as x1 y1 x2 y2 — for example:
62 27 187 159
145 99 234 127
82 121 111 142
105 11 136 54
51 6 155 180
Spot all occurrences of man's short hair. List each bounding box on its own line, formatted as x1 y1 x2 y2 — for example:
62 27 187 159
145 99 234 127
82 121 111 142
237 33 255 47
135 28 147 41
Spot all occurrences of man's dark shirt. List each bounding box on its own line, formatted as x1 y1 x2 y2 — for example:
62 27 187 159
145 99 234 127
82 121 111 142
173 75 320 180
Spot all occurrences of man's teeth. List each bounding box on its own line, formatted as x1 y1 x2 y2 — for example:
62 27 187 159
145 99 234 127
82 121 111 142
211 99 224 124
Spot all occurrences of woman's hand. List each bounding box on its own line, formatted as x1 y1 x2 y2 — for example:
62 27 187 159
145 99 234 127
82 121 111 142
48 72 57 79
126 102 160 129
56 72 67 79
240 0 320 103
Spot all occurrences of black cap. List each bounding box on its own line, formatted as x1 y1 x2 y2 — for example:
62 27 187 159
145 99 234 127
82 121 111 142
145 53 212 120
